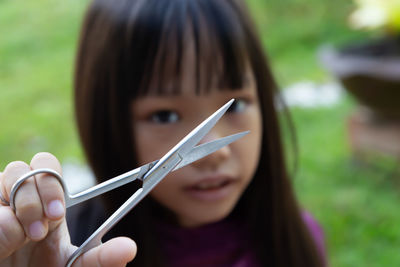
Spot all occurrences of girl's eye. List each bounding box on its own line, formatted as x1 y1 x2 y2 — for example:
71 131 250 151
227 99 248 113
150 110 180 124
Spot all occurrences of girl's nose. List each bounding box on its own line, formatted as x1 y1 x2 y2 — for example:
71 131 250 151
191 130 231 171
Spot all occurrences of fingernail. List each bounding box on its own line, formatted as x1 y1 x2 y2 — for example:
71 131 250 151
29 221 46 240
47 200 64 218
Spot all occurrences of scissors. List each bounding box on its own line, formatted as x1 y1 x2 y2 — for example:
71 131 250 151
8 99 249 267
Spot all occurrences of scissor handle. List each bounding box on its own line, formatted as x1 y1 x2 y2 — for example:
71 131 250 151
8 168 146 266
65 187 144 266
9 168 70 211
66 154 181 267
9 164 148 211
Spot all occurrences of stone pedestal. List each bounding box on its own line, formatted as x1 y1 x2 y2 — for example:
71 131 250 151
347 108 400 159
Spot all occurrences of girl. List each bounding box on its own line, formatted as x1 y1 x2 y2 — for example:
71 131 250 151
0 0 326 266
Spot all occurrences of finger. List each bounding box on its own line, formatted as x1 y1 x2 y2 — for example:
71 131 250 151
30 152 65 224
0 206 26 259
2 161 48 241
0 171 4 199
2 161 31 203
0 175 9 206
73 237 137 267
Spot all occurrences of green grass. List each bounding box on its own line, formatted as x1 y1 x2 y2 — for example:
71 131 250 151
247 0 368 85
289 98 400 266
1 0 399 266
0 0 88 165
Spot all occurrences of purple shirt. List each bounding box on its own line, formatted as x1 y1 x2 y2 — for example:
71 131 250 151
303 211 327 265
156 212 326 267
67 201 326 266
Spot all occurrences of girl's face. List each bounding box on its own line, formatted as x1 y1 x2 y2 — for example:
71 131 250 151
131 72 262 228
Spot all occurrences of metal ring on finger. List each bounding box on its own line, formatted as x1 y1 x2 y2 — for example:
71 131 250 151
9 169 64 211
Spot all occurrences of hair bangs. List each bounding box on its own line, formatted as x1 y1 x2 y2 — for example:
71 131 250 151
123 0 249 98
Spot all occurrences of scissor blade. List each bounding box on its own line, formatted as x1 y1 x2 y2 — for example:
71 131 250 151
173 131 249 171
64 100 248 266
174 99 235 157
141 99 235 183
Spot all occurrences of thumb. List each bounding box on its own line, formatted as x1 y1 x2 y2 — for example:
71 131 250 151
72 237 137 267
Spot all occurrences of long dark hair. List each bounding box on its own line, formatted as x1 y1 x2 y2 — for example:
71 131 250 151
74 0 323 266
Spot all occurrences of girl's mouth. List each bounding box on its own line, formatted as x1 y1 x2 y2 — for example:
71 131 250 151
183 176 236 201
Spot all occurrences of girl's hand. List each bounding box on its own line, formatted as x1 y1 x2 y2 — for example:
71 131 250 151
0 152 136 267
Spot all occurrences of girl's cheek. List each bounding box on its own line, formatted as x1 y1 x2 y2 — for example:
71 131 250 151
234 106 262 134
134 121 195 164
243 106 263 165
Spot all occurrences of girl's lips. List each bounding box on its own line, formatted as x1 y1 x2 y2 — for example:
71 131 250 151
183 175 237 201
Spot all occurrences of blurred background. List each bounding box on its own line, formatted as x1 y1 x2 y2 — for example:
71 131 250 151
1 0 400 265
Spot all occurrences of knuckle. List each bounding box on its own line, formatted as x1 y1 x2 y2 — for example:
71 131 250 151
3 161 31 197
39 179 64 195
32 152 55 162
36 174 65 201
31 152 62 173
4 161 30 173
16 201 43 221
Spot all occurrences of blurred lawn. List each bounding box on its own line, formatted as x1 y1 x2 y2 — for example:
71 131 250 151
0 0 87 165
290 99 400 266
1 0 399 266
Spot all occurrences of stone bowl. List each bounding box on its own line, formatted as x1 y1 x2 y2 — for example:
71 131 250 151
319 36 400 119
